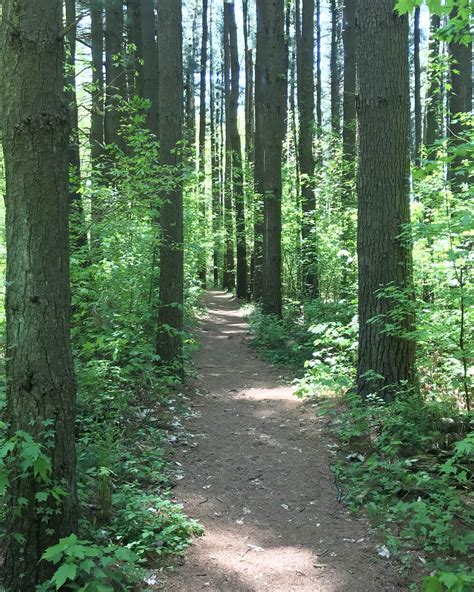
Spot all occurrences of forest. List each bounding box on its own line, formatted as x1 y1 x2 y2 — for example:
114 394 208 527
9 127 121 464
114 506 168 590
0 0 472 590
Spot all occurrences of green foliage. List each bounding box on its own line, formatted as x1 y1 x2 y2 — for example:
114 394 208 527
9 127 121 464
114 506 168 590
395 1 473 44
108 486 203 559
332 393 473 589
249 122 473 590
37 534 140 591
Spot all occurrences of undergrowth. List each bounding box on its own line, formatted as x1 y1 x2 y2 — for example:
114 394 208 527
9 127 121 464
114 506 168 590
248 298 473 592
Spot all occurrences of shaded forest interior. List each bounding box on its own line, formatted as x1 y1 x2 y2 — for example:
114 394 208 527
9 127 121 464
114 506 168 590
0 0 472 591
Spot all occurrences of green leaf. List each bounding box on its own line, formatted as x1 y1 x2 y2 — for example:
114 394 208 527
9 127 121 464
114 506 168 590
114 546 135 562
439 572 460 590
423 576 443 592
33 455 51 482
52 563 77 589
35 491 49 502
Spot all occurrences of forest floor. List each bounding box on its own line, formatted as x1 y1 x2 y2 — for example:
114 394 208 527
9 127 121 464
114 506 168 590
156 291 408 592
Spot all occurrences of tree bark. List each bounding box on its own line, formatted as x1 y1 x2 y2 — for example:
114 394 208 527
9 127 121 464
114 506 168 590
227 0 248 299
198 0 209 286
210 14 221 287
243 0 255 166
448 10 472 187
223 2 235 291
253 0 265 301
413 6 421 160
65 0 87 253
90 0 105 254
342 0 356 159
140 0 159 136
126 0 142 97
155 0 184 368
423 15 441 149
356 0 415 401
184 8 196 154
257 0 287 317
297 0 319 296
104 0 126 151
1 0 78 587
315 0 322 130
330 0 341 136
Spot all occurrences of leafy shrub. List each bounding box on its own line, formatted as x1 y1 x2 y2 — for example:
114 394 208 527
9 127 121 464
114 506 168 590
37 534 140 591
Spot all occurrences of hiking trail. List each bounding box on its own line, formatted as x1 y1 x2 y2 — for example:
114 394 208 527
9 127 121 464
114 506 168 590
157 291 405 591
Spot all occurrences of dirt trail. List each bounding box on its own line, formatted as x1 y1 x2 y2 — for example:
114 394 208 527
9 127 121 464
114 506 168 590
158 291 406 591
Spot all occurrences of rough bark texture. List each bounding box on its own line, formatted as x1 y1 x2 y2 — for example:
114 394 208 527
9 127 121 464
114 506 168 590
1 0 78 587
140 0 159 136
227 1 248 299
340 0 357 296
356 0 415 400
198 0 209 286
297 0 319 296
342 0 356 159
210 16 221 287
330 0 341 135
315 0 322 130
257 0 287 317
243 0 255 166
90 0 105 253
413 6 421 160
253 0 265 302
448 12 472 187
223 4 235 292
126 0 143 97
423 15 441 149
66 0 87 252
105 0 126 150
184 9 196 153
155 0 184 367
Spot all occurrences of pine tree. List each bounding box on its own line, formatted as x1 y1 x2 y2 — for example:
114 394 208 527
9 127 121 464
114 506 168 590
297 0 319 296
2 1 78 586
155 0 184 368
257 0 287 317
356 0 415 400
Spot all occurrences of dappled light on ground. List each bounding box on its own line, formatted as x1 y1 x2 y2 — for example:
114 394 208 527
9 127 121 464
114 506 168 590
157 292 405 591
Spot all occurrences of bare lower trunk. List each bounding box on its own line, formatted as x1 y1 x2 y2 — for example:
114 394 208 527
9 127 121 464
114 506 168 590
356 0 415 400
2 1 78 587
257 0 287 317
155 0 184 368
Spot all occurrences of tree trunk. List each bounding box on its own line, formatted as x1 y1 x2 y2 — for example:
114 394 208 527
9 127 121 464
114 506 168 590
423 15 441 149
155 0 184 368
253 0 265 302
448 11 472 187
1 1 78 587
340 0 356 296
223 2 235 291
184 8 196 154
257 0 287 317
210 14 221 287
413 6 421 160
315 0 322 131
65 0 87 253
297 0 319 296
243 0 255 166
342 0 356 159
198 0 209 286
141 0 159 136
90 0 105 254
104 0 126 151
227 1 248 299
356 0 415 401
126 0 142 97
330 0 341 136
